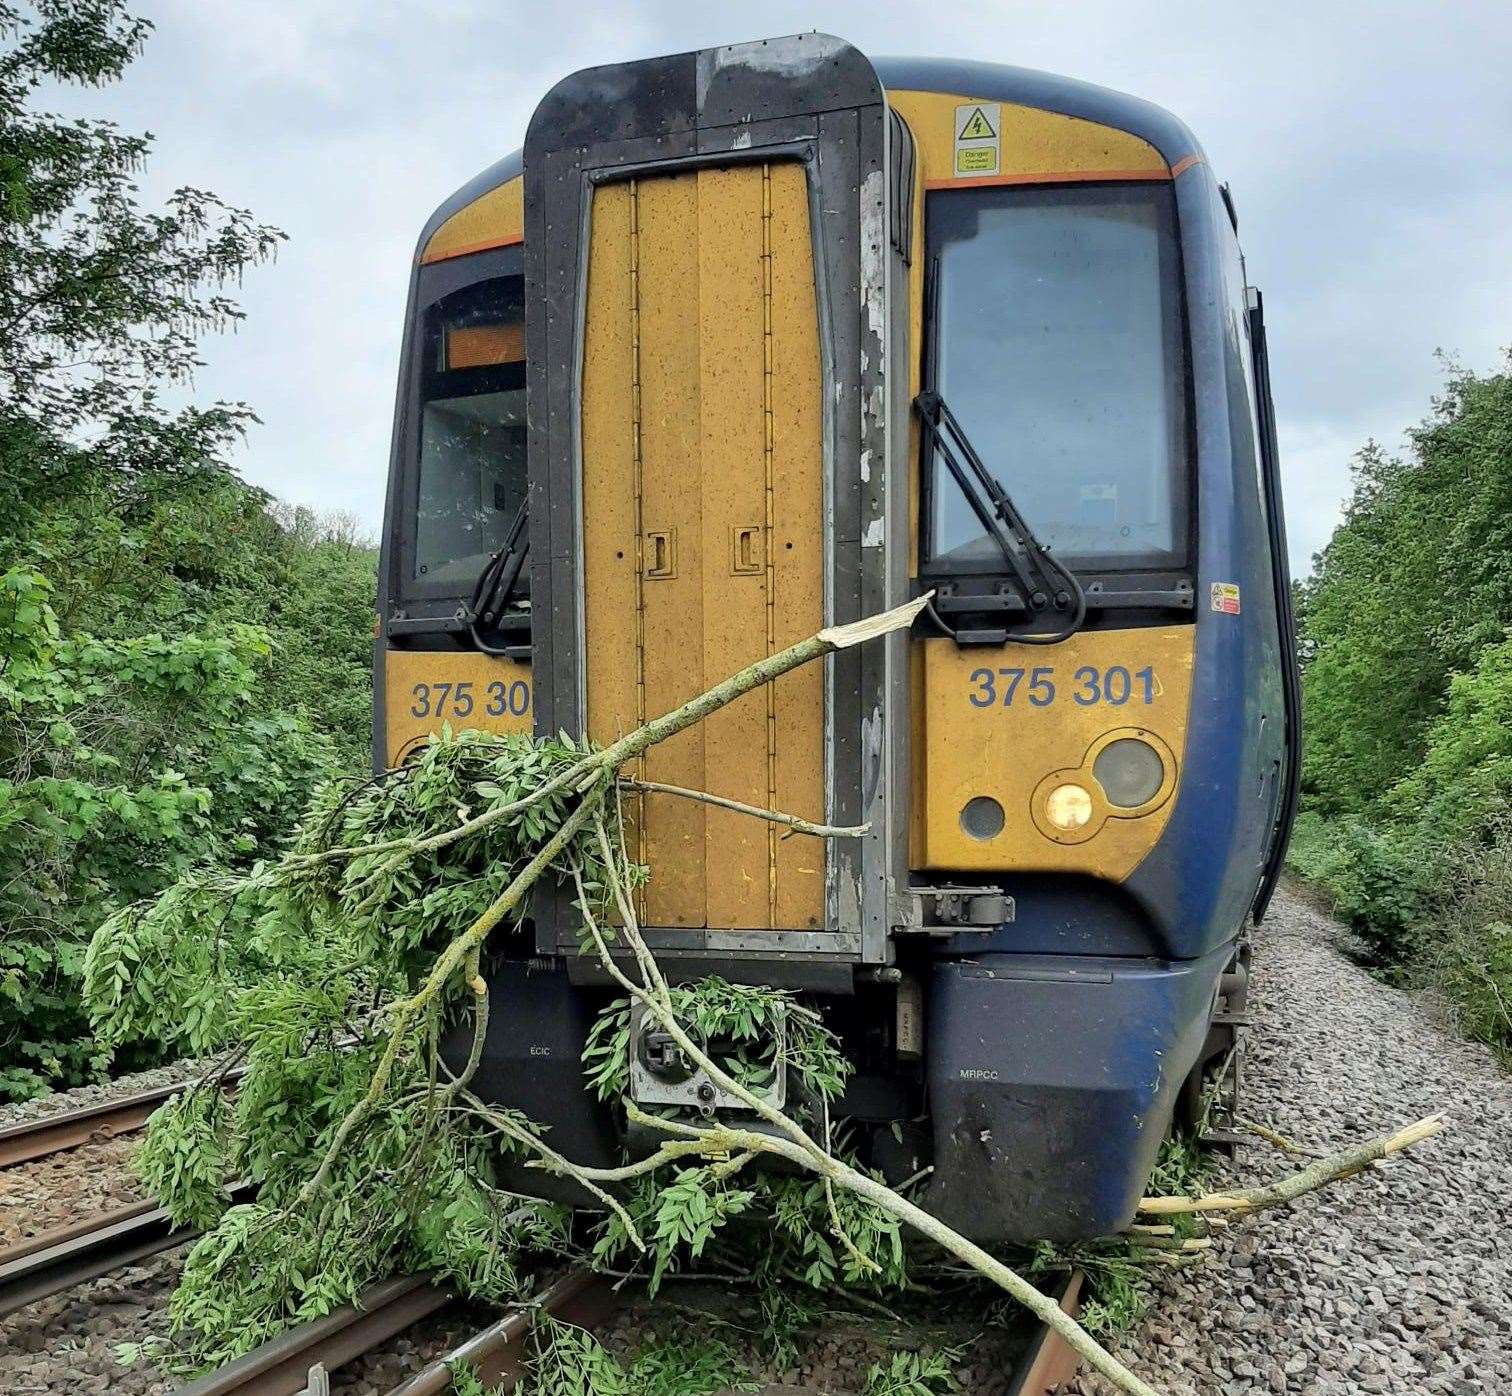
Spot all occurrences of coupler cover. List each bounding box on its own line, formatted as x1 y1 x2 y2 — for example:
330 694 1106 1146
923 948 1227 1243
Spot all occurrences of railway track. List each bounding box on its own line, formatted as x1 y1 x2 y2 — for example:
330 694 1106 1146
171 1268 616 1396
0 1075 249 1319
0 1070 240 1168
164 1266 1084 1396
0 1180 257 1320
3 1087 1087 1394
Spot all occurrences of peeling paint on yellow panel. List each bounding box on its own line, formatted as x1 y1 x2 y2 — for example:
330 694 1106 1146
419 177 523 264
886 89 1168 189
384 649 532 766
917 626 1195 877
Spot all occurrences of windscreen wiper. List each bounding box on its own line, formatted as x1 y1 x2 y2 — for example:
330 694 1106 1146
914 390 1086 645
462 498 530 656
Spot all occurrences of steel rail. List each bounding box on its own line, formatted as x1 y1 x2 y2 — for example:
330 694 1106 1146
173 1275 453 1396
385 1263 1074 1396
0 1181 255 1319
384 1268 614 1395
1009 1269 1086 1395
0 1200 188 1319
0 1070 243 1169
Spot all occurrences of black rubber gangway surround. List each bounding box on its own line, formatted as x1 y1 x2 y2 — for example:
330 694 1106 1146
522 33 913 966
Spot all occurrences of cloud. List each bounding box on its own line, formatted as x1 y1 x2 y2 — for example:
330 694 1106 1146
49 1 1512 578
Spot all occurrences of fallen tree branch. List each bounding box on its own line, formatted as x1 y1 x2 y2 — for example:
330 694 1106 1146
296 596 929 875
1138 1115 1445 1216
564 798 1164 1396
618 777 868 840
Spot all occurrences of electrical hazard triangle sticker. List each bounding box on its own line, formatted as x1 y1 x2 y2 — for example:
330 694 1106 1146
958 106 996 140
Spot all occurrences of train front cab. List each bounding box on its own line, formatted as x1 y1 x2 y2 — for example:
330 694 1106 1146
373 38 1299 1246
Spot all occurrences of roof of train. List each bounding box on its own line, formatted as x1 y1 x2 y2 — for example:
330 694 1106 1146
414 55 1204 258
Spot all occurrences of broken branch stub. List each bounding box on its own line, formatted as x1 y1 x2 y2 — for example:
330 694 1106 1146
1139 1115 1446 1216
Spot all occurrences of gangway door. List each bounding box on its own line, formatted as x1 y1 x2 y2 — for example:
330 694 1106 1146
580 165 825 932
525 34 912 960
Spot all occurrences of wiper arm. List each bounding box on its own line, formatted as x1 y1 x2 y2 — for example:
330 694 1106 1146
914 390 1086 645
462 497 530 656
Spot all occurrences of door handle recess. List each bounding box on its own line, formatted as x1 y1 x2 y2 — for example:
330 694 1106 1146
645 529 677 579
730 525 762 576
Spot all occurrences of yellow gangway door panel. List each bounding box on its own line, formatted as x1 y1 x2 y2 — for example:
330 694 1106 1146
581 164 824 931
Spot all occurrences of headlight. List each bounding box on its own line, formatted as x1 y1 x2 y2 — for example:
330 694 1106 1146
1044 782 1094 831
1092 737 1165 809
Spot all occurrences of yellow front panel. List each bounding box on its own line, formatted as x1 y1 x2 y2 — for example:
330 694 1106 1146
384 650 533 765
581 180 642 878
581 164 823 930
767 164 826 930
888 86 1184 883
697 168 769 928
919 627 1194 877
886 90 1169 188
419 176 523 264
637 174 708 928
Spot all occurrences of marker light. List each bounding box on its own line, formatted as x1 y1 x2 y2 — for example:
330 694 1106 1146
1044 783 1094 831
1093 738 1165 809
960 795 1006 840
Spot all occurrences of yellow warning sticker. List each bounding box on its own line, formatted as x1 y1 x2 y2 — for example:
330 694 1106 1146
958 107 996 140
1210 582 1241 615
954 101 1001 178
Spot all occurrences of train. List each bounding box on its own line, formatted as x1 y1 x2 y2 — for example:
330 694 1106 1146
373 34 1299 1244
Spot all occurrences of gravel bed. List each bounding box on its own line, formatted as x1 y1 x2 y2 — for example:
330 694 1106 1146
0 1132 143 1248
6 885 1508 1394
0 1057 212 1131
1076 882 1512 1396
0 1253 179 1394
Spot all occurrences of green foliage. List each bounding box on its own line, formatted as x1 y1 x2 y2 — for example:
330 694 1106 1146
1286 811 1446 965
861 1346 962 1396
619 1324 757 1396
1291 355 1512 1053
584 980 850 1107
133 1084 230 1229
84 732 597 1372
1144 1127 1212 1202
0 3 377 1098
1426 820 1512 1063
1023 1243 1148 1337
0 567 337 1097
1069 1266 1148 1337
0 0 282 531
1299 357 1512 819
446 1360 504 1396
83 728 922 1375
520 1315 753 1396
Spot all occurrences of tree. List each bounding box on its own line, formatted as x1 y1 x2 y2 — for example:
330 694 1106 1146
0 3 372 1099
1299 357 1512 816
0 0 283 533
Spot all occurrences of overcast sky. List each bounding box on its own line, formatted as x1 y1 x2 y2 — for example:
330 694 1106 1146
55 1 1512 575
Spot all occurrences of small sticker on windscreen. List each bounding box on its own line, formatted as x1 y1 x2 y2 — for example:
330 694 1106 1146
1210 582 1241 615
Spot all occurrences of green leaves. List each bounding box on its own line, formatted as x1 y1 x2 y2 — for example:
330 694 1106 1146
1293 355 1512 1051
646 1169 755 1292
862 1347 962 1396
523 1316 754 1396
133 1084 231 1229
2 561 344 1097
582 978 851 1112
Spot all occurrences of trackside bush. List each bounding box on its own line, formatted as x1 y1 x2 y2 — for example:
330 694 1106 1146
1291 357 1512 1053
0 567 337 1099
